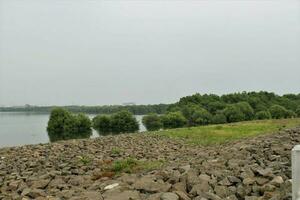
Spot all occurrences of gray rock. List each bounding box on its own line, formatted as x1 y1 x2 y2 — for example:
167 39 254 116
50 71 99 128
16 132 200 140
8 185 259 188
161 192 179 200
133 177 171 193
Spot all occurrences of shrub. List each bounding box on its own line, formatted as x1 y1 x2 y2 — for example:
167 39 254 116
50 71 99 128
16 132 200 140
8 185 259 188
286 110 296 118
236 102 254 120
93 115 111 133
223 105 245 123
142 113 163 131
75 113 93 133
207 101 226 114
255 111 271 120
211 113 227 124
296 107 300 117
269 105 289 119
47 108 71 137
110 110 139 133
47 108 92 142
190 108 212 125
161 112 187 129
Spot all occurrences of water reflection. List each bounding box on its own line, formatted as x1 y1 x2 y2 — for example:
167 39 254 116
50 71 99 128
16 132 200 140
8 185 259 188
48 130 92 142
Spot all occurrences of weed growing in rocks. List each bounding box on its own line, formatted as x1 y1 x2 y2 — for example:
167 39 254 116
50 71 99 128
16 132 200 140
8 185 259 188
111 147 122 156
77 155 91 165
110 157 165 174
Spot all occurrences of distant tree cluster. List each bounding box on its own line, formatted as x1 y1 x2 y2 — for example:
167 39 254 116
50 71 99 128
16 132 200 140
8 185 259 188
142 91 300 131
92 110 139 134
47 108 92 142
0 104 168 115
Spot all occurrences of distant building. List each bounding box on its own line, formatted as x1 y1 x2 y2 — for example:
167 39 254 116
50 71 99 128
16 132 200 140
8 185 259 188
122 102 136 106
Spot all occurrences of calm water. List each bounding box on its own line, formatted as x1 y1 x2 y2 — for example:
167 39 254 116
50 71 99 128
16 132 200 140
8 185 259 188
0 112 145 148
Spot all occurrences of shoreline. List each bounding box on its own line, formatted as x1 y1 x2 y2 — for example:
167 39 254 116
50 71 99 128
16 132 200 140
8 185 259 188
0 127 299 199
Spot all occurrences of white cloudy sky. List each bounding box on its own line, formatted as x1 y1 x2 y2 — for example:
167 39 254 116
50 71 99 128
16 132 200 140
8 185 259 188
0 0 299 106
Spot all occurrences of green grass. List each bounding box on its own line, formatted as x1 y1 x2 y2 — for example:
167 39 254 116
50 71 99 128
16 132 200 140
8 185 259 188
111 147 122 155
156 118 300 146
111 157 164 174
77 155 91 165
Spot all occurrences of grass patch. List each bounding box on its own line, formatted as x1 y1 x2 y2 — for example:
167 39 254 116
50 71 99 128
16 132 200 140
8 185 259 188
111 157 164 174
77 155 91 165
157 118 300 146
111 147 122 155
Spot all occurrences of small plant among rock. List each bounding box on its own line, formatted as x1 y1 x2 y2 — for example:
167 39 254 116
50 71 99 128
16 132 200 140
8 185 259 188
111 157 165 174
77 155 91 165
112 157 138 173
111 147 122 156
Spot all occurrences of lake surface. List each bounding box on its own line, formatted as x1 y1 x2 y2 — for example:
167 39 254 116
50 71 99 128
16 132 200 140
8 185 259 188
0 112 145 148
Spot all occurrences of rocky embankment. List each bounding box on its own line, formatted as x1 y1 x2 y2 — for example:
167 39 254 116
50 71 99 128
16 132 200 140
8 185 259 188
1 128 300 200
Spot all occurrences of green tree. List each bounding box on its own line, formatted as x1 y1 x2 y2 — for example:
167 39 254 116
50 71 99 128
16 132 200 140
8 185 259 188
110 110 139 134
286 110 296 118
93 115 112 134
207 101 226 115
296 106 300 117
211 113 227 124
161 112 187 129
255 110 271 120
142 113 163 131
269 105 288 119
47 108 72 139
191 108 212 126
47 108 92 142
223 105 245 123
76 113 92 133
236 102 254 120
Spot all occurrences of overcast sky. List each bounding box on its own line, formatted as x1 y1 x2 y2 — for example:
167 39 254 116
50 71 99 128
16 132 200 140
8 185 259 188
0 0 299 106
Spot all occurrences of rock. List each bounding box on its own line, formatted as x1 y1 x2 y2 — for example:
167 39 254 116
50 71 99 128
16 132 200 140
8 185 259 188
202 192 222 200
256 168 273 177
178 165 191 174
261 184 276 192
21 188 31 196
70 191 103 200
270 176 284 186
103 190 139 200
218 177 231 186
255 177 269 185
186 169 200 190
147 193 163 200
8 180 21 191
244 196 261 200
190 181 210 196
214 185 232 198
104 183 120 190
171 182 186 193
227 176 241 183
160 192 179 200
27 189 47 198
31 179 51 189
0 127 299 199
193 197 207 200
133 177 171 193
69 176 85 186
174 191 190 200
119 174 138 185
243 177 255 185
199 174 211 183
225 195 238 200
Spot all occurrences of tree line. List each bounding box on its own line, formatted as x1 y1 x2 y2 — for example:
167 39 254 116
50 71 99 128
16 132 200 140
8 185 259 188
142 91 300 131
47 91 300 141
0 104 168 115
